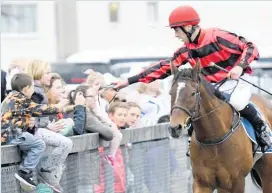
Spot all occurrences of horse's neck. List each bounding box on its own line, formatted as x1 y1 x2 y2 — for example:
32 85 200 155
193 85 233 143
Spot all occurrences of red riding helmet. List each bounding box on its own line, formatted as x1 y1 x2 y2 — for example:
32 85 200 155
168 5 200 28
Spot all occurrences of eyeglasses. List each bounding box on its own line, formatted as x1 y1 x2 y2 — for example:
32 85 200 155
113 98 127 103
99 85 119 92
84 95 95 98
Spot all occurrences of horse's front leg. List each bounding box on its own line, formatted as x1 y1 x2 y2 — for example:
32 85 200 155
217 190 230 193
193 181 213 193
217 189 230 193
230 177 245 193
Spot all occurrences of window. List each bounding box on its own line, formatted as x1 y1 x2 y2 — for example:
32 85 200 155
147 2 158 23
1 3 37 33
109 2 119 23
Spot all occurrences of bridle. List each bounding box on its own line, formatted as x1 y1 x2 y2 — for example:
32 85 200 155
170 76 232 122
169 71 242 146
170 77 202 122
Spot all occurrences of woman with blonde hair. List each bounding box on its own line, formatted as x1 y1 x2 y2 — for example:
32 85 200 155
126 80 171 126
136 81 161 97
27 59 52 104
85 70 113 124
86 70 105 92
27 60 73 192
84 71 124 164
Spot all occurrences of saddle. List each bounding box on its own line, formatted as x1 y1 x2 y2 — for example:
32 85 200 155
214 90 272 151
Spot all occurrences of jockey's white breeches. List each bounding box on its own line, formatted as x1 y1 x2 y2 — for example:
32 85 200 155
214 75 252 111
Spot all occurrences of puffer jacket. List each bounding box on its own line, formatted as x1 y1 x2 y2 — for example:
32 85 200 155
31 81 50 128
70 105 113 141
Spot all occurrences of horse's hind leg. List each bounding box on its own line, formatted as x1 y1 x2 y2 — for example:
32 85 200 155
193 181 213 193
262 175 272 193
255 154 272 193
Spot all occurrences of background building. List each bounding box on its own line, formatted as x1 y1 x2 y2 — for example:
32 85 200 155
1 1 272 71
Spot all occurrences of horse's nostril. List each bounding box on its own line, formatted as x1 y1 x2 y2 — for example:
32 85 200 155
168 124 183 138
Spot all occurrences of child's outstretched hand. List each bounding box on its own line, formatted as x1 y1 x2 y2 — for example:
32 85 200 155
47 119 64 133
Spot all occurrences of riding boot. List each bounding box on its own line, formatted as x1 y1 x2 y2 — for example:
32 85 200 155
239 104 272 152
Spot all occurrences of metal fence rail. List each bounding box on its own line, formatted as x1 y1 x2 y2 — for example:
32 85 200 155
1 123 261 193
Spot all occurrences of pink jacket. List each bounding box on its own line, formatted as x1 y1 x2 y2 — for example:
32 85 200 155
94 147 126 193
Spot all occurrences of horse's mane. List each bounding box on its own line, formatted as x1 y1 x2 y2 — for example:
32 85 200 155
173 68 215 97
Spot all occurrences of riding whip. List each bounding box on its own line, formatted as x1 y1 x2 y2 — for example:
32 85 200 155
210 63 272 96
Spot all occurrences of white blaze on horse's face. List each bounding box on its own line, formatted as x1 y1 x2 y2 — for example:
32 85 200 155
175 82 186 103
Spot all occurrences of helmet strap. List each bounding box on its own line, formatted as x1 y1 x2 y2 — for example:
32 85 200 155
180 26 197 43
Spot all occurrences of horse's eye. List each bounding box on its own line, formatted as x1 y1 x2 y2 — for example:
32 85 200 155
191 92 196 96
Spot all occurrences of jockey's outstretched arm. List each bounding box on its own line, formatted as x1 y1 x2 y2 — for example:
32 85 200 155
128 47 189 85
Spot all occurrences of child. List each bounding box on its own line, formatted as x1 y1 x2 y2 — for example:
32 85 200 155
125 102 142 128
1 73 63 190
95 102 128 193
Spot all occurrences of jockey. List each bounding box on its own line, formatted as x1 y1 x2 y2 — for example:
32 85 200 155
114 5 272 152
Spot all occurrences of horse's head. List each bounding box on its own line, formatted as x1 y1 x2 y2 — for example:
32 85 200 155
168 60 203 138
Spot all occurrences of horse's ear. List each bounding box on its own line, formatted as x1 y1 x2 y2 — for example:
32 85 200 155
170 60 178 75
193 58 202 81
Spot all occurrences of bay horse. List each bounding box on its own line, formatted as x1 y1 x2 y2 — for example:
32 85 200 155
168 60 272 193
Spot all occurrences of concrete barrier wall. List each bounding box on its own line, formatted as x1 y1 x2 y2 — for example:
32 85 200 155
1 123 261 193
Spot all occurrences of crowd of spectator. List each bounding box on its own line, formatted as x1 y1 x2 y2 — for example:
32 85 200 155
1 58 172 193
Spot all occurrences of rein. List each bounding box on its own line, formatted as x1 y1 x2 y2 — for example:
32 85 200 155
194 106 241 146
171 75 242 145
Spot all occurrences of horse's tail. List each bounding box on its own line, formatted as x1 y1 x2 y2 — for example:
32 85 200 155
250 168 262 190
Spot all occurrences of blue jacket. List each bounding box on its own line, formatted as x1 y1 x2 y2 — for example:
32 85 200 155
1 70 7 102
